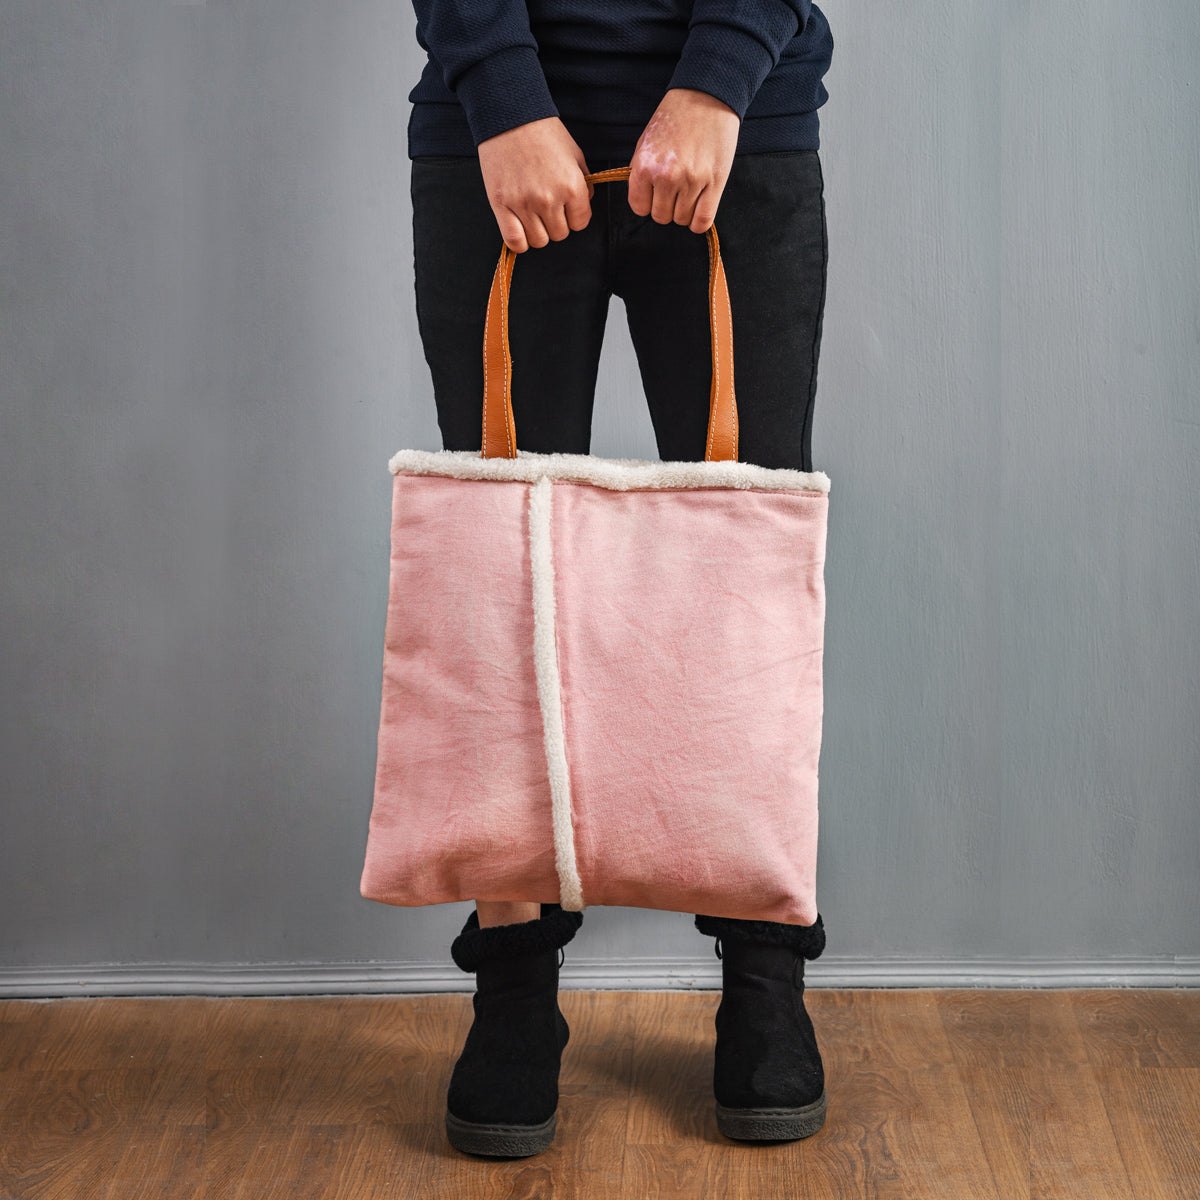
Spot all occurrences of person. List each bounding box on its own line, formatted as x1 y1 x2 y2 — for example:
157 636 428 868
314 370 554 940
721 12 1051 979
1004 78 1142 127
405 0 834 1158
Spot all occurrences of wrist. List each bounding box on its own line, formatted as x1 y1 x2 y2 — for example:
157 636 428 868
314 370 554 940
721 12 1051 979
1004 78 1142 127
664 87 739 119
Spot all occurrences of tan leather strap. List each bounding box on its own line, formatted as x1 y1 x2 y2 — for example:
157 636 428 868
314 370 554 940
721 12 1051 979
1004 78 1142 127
481 164 739 461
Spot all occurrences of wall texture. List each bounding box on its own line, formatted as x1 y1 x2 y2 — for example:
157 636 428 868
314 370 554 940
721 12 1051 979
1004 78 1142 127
2 1 1197 994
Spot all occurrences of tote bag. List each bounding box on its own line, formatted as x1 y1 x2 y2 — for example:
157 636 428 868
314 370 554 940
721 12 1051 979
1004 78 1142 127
360 166 830 925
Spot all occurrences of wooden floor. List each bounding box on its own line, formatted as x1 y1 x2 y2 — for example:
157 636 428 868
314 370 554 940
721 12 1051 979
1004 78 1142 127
0 989 1197 1199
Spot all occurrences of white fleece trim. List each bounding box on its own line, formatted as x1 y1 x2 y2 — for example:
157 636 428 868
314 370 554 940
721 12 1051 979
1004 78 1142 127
527 476 586 912
389 448 830 495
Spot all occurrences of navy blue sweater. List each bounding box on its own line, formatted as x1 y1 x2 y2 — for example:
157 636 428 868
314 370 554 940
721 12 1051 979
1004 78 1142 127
406 1 833 162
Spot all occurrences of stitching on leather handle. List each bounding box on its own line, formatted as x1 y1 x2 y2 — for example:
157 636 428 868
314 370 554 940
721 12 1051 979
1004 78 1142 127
482 254 501 457
706 228 718 461
501 247 515 456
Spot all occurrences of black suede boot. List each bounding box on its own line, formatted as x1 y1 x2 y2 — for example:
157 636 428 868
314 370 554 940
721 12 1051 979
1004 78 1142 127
445 902 583 1157
693 911 827 1141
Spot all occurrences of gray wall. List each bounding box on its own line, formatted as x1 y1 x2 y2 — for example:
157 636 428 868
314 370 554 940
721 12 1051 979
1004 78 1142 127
2 1 1198 994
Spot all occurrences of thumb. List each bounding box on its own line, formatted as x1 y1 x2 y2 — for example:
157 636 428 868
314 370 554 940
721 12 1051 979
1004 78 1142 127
574 146 594 199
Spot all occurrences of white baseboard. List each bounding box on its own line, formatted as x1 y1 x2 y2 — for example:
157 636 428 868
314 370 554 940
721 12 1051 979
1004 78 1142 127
1 956 1197 998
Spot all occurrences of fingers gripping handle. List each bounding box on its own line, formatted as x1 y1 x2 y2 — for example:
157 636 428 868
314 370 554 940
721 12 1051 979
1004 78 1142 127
480 165 739 461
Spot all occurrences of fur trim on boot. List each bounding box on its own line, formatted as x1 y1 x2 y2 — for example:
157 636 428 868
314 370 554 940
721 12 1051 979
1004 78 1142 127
693 911 826 959
694 911 828 1141
444 903 583 1157
451 902 584 974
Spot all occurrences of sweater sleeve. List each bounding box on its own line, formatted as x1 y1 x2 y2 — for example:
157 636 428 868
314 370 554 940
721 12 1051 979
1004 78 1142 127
667 0 813 119
410 1 559 146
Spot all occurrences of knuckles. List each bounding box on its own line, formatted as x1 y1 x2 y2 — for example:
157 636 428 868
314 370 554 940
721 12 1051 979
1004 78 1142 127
494 177 590 213
631 162 716 193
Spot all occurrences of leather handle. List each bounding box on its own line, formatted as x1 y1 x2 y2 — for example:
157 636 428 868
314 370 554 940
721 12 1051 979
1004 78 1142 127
481 164 738 461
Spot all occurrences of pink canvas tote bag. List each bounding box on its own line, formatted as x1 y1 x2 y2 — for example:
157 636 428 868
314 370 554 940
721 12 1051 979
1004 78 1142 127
360 166 831 925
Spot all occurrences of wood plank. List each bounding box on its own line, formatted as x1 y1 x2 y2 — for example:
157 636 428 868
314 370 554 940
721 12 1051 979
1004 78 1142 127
811 988 959 1072
958 1065 1031 1200
1100 1067 1200 1200
1070 991 1200 1069
624 990 714 1145
1027 1065 1135 1200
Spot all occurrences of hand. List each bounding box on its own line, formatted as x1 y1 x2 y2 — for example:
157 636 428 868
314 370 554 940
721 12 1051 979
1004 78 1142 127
477 117 594 253
628 88 740 233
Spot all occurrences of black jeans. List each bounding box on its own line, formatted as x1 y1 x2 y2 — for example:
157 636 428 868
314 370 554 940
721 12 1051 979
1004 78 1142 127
411 151 828 473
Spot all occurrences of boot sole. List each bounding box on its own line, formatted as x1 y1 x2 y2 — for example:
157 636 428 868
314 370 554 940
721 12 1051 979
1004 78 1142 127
445 1109 557 1158
716 1091 827 1141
